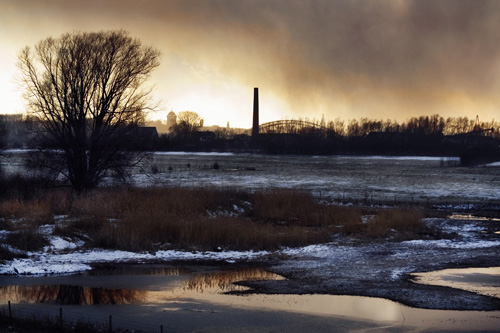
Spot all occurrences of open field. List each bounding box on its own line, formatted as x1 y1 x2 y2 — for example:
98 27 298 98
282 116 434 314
131 153 500 209
2 151 500 208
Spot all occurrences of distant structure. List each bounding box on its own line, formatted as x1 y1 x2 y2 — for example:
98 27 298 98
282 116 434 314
252 87 259 137
166 110 177 133
0 114 23 122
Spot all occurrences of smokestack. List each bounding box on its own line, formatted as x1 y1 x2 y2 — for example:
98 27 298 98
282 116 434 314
252 87 259 137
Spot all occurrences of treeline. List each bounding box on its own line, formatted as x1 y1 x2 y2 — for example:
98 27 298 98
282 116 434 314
155 115 500 163
326 115 498 137
1 114 500 165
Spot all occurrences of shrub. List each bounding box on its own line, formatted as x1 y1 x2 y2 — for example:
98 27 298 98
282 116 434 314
0 245 21 262
5 230 50 252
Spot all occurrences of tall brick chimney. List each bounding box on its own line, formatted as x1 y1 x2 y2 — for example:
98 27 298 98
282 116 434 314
252 87 259 137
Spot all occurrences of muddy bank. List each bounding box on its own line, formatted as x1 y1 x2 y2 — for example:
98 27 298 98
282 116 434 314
241 216 500 311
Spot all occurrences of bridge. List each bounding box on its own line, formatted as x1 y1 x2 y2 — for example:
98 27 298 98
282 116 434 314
259 120 327 134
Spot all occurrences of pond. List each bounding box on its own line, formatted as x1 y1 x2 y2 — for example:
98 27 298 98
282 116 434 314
1 265 499 332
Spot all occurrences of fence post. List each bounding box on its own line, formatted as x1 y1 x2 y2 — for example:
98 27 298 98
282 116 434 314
160 324 164 333
59 307 63 328
8 301 12 325
109 315 112 333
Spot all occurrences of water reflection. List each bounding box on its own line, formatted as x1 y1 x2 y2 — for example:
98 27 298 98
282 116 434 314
1 266 499 331
86 265 188 277
0 285 145 305
449 214 500 222
182 268 284 293
411 267 500 299
0 267 284 305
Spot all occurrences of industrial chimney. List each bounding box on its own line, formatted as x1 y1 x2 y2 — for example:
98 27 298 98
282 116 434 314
252 87 259 137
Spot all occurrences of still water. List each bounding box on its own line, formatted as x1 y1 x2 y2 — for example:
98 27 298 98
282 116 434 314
1 265 499 332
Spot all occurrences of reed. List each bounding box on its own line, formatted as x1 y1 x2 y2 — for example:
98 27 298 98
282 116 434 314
343 208 431 240
5 230 50 252
0 185 434 252
252 189 361 227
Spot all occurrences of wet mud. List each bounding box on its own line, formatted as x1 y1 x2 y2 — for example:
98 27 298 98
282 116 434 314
244 216 500 311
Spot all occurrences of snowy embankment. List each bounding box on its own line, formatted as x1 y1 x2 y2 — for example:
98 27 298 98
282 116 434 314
2 216 500 278
0 233 269 275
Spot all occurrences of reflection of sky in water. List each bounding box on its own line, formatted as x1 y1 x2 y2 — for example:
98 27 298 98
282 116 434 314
411 267 500 299
1 266 499 331
0 267 284 305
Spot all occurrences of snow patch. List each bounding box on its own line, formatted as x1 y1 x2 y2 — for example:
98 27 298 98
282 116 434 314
403 239 500 249
0 248 269 276
44 236 84 252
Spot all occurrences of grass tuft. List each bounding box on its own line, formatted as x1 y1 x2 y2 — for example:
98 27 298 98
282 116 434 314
5 230 50 252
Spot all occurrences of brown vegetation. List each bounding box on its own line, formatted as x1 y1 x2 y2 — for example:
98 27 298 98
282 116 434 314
0 186 439 253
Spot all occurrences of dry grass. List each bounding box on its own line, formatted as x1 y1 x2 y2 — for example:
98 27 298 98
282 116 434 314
89 215 331 252
0 184 436 252
0 246 21 262
4 230 50 252
343 208 433 240
252 189 362 227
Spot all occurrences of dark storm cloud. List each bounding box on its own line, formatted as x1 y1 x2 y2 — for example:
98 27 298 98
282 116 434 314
140 0 500 118
4 0 500 121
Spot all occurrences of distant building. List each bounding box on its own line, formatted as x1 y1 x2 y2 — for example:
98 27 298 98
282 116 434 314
0 114 23 122
166 111 177 133
127 126 159 150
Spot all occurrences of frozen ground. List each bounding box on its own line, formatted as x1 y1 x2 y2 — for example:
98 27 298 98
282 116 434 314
3 150 500 205
1 152 500 311
128 153 500 207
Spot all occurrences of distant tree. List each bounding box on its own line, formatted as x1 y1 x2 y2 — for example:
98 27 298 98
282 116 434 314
171 111 203 138
18 30 160 192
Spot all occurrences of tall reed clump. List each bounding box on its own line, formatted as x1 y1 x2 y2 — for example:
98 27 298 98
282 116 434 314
0 185 434 253
252 189 361 227
5 230 50 252
0 188 74 226
64 187 255 251
67 187 333 252
349 209 431 240
0 245 20 262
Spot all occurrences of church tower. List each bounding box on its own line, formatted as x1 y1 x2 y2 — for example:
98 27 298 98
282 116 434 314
166 111 177 133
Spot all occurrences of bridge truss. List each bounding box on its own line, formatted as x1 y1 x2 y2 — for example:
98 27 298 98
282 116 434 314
259 120 327 134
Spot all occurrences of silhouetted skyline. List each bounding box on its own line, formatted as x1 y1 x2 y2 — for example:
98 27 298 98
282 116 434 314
1 0 500 128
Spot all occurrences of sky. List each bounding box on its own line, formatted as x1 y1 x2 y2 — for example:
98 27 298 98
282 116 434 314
1 0 500 128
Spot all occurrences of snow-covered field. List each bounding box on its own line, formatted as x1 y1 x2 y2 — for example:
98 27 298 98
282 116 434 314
127 152 500 205
3 150 499 204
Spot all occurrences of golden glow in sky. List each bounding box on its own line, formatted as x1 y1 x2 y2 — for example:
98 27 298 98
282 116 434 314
1 0 500 128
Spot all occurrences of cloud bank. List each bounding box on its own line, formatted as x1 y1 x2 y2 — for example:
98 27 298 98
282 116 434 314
2 0 500 126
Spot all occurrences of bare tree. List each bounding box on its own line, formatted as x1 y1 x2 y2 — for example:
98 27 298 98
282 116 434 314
171 111 203 138
18 30 160 192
